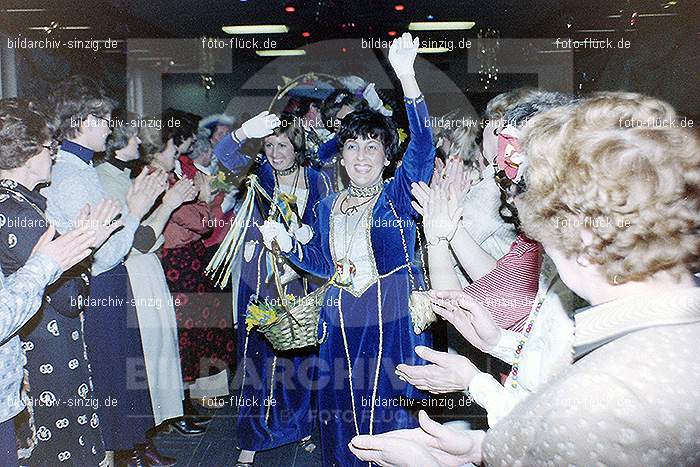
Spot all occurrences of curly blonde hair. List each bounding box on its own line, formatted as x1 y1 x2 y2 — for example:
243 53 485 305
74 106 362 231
517 92 700 283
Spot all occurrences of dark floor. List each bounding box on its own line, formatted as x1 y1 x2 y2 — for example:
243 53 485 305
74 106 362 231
151 402 323 467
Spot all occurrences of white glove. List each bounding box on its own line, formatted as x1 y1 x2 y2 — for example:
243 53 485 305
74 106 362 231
240 111 281 139
362 83 393 117
291 223 313 245
259 220 292 253
388 32 419 78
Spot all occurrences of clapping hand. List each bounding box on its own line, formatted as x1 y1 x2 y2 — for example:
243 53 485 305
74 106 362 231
162 178 198 209
429 290 501 352
31 225 96 272
412 183 462 242
126 169 167 219
349 410 484 466
74 199 123 249
395 346 481 394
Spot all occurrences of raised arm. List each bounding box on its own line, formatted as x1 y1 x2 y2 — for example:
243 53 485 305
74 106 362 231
214 111 281 175
385 33 435 214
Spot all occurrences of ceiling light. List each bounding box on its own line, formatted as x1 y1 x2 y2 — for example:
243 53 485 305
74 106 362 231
408 21 474 31
607 12 678 17
222 25 289 34
394 4 405 11
60 26 92 30
388 30 397 36
284 5 296 13
255 49 306 56
301 31 310 38
417 47 450 53
5 8 47 12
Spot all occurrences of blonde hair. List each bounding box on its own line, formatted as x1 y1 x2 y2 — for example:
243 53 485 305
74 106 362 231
518 92 700 283
138 122 165 163
435 109 481 166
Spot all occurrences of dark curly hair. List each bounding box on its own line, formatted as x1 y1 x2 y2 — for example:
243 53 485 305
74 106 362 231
337 109 399 161
0 98 52 170
48 75 117 140
321 90 367 131
161 109 199 149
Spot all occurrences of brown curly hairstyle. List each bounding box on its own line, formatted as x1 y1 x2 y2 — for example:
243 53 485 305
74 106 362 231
517 92 700 283
0 98 52 170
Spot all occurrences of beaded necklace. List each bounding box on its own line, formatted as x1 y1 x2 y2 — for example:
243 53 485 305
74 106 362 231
509 296 545 389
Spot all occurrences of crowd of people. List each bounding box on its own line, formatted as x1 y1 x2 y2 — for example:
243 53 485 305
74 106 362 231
0 31 698 467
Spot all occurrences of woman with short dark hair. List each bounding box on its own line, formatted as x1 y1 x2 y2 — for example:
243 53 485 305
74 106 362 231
259 33 435 466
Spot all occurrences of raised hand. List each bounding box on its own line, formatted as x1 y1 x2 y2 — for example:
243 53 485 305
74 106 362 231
162 178 198 209
238 111 282 139
429 290 501 352
422 185 462 242
363 83 393 116
388 32 419 78
31 225 96 272
395 346 480 394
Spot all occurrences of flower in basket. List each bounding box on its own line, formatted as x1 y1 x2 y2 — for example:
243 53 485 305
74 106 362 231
245 298 279 332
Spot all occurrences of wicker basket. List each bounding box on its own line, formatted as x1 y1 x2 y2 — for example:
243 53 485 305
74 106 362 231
258 284 329 351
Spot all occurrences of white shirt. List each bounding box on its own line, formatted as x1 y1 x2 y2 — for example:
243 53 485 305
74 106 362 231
467 255 577 427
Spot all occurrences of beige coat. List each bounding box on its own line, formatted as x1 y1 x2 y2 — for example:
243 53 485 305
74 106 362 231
483 287 700 466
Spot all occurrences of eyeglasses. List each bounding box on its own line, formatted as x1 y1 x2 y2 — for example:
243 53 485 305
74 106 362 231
92 114 111 128
42 141 60 160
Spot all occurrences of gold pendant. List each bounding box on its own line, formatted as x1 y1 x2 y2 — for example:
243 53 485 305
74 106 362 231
334 258 356 286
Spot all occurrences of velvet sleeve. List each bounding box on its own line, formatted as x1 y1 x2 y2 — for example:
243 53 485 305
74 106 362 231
213 133 255 177
169 201 212 235
317 134 339 164
284 200 334 279
385 96 435 217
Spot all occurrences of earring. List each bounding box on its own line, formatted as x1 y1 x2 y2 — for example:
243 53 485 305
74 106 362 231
576 255 589 267
340 159 345 166
384 159 390 166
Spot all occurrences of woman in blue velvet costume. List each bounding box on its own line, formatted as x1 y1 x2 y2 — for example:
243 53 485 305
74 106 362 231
213 114 331 465
260 33 435 466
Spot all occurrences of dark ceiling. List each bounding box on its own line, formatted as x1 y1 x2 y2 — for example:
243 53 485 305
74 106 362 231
1 0 698 114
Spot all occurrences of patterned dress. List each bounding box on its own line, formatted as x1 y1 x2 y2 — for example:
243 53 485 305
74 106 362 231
0 179 105 466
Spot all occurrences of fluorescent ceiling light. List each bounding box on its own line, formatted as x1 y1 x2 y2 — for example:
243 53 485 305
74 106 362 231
607 13 678 18
256 49 306 56
409 21 474 31
5 8 47 12
28 25 92 30
417 47 450 53
222 24 288 34
574 28 636 32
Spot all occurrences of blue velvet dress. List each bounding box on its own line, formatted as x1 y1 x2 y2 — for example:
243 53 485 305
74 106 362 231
285 96 435 466
214 136 331 451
